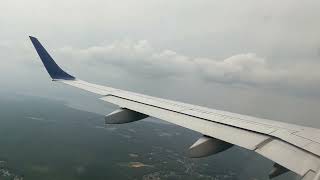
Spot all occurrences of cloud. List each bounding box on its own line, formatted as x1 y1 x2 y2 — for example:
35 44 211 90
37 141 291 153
194 54 278 84
57 40 194 78
56 39 320 91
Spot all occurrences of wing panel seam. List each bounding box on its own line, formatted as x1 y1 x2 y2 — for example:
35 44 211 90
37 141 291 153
105 95 320 158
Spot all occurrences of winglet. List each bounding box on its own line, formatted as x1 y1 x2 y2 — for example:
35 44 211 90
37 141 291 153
29 36 75 80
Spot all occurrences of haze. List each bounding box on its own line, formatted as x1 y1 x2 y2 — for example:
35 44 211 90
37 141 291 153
1 0 320 128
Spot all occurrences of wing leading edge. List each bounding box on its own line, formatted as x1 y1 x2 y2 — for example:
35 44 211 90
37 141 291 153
29 36 320 180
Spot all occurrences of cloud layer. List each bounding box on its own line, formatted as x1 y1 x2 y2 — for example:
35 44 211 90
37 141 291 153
57 39 319 90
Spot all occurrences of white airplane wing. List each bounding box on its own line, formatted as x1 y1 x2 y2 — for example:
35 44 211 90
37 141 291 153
29 36 320 180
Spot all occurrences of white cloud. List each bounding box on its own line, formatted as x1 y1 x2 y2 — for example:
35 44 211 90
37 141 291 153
57 40 320 90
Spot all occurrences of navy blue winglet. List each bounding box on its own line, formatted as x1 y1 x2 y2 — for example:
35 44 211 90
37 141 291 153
29 36 75 80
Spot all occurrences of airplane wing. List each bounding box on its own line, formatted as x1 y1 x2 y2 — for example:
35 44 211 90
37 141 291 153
29 36 320 180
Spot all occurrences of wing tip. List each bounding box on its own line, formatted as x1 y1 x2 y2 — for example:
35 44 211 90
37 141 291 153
29 36 38 42
29 36 76 81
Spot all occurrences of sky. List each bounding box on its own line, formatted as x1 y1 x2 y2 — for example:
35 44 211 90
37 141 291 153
1 0 320 127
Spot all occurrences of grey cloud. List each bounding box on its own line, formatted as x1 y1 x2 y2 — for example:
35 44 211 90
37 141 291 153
56 40 320 90
57 40 194 78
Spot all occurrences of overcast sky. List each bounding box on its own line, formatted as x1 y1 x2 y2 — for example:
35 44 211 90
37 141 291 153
1 0 320 127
